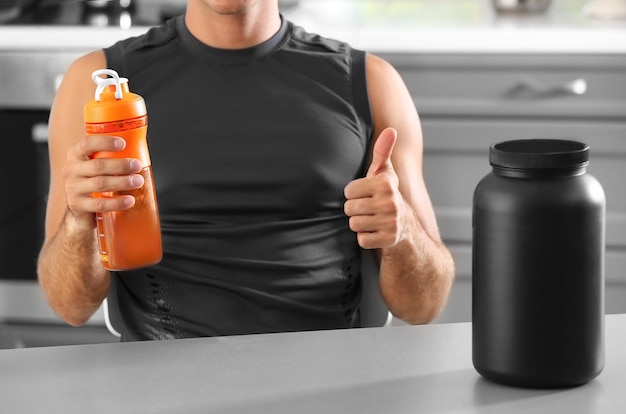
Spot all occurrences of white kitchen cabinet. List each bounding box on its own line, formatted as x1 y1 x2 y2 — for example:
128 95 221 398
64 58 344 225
381 53 626 322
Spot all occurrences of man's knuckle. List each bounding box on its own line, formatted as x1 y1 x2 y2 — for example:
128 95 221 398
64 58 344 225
91 197 106 212
91 158 106 172
92 175 108 192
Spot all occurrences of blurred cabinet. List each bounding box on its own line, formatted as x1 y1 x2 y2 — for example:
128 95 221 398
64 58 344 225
382 53 626 322
0 322 117 349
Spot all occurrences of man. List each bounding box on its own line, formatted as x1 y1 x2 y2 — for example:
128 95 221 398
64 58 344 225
38 0 454 340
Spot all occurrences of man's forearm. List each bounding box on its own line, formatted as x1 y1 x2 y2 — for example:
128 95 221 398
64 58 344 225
378 208 455 325
37 210 110 326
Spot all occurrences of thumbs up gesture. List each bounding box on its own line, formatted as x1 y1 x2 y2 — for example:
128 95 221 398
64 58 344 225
344 127 405 249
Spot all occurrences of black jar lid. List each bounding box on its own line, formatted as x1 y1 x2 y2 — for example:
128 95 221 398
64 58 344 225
490 139 589 170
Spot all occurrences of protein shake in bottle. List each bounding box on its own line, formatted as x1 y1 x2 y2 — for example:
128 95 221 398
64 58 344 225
84 69 162 271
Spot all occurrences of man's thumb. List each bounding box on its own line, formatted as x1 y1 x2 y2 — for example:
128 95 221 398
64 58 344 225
366 127 397 177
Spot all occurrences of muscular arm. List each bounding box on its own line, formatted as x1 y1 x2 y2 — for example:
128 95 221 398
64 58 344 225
37 50 142 326
345 54 455 324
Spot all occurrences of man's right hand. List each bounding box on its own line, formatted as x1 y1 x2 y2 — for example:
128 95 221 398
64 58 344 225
63 135 145 230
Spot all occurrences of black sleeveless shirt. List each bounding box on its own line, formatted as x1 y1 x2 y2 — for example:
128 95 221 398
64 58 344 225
104 15 373 340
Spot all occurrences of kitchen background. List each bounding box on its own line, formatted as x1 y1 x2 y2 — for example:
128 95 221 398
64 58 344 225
1 0 625 348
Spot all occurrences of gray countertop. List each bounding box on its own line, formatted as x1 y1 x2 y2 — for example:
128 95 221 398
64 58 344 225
1 314 625 413
1 0 626 54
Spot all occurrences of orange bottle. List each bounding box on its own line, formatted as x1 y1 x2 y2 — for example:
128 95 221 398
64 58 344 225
84 69 162 271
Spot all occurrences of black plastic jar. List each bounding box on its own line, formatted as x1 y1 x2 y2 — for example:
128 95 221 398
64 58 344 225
472 139 605 388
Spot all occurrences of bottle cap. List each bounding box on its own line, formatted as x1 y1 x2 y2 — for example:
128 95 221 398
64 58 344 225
84 69 146 123
490 139 589 170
